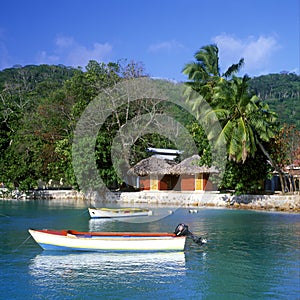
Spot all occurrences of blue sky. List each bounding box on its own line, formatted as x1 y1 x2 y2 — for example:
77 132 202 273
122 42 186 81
1 0 299 81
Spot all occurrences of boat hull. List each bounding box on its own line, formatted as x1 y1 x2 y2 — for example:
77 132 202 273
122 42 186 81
29 229 186 252
88 208 152 219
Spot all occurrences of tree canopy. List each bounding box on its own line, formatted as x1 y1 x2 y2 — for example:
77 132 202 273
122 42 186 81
182 44 299 193
0 56 299 194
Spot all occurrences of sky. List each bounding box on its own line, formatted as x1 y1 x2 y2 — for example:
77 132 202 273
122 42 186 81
0 0 299 81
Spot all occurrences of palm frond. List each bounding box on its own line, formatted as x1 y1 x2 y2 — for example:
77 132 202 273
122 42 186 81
194 44 220 76
222 58 245 78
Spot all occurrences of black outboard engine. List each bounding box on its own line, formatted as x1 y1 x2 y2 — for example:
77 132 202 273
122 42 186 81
174 223 189 236
174 223 207 246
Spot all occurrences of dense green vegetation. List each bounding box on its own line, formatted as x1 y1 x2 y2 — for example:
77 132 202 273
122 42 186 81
0 62 191 191
249 73 300 130
182 44 280 193
0 53 299 194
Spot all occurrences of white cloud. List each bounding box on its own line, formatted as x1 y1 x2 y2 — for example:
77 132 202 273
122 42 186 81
65 42 112 67
37 35 113 68
212 33 280 75
37 51 60 65
148 39 184 53
56 36 74 48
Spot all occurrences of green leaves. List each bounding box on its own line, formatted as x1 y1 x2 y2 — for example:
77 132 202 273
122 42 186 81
183 43 281 193
222 58 245 79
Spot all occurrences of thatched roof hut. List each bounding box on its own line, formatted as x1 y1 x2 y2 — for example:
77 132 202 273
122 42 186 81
128 156 176 177
170 154 218 175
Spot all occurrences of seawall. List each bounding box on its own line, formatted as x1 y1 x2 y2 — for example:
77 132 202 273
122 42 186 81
31 190 300 212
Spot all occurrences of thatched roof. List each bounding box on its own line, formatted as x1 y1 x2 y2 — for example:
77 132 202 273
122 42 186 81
170 154 219 175
128 154 219 177
128 156 176 176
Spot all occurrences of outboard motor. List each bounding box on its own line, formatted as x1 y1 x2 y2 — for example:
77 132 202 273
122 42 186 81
174 223 207 246
174 223 189 236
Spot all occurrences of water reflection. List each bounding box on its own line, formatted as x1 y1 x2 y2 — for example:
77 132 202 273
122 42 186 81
88 218 114 231
29 251 186 287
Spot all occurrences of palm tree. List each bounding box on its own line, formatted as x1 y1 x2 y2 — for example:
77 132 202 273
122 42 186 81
212 75 278 161
188 72 285 192
183 44 287 192
182 44 244 105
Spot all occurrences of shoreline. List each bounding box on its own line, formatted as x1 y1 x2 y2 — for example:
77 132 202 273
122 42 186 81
2 189 299 213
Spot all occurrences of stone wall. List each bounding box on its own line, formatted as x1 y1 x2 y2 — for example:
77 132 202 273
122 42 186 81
118 191 300 212
37 190 300 212
32 189 84 200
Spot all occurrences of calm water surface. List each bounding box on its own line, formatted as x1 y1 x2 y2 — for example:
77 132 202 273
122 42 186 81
0 199 299 299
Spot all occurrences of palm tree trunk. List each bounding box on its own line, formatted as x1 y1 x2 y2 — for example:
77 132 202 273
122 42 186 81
256 140 286 194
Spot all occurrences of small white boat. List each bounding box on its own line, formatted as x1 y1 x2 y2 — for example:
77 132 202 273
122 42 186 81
28 228 186 252
88 207 153 219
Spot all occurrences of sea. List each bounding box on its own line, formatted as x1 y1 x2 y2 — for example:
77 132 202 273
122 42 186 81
0 199 299 300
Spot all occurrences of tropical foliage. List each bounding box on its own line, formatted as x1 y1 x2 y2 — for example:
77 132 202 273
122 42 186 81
0 52 298 194
0 62 191 191
182 44 292 193
249 73 300 130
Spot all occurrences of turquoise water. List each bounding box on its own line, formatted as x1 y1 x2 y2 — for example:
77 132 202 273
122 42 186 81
0 199 299 299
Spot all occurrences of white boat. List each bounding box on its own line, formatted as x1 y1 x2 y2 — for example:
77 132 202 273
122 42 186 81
88 207 153 219
28 228 186 252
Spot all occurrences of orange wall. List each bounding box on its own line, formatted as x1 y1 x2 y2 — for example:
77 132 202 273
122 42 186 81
139 177 150 190
180 175 195 191
205 180 213 191
159 175 179 190
139 174 213 191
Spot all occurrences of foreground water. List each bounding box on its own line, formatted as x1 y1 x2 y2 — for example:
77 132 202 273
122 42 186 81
0 199 299 299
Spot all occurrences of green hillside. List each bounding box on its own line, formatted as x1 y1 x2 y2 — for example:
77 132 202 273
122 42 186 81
249 73 300 130
1 65 298 129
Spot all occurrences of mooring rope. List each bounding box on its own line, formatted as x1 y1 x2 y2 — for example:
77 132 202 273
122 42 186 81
0 213 10 218
12 235 32 252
